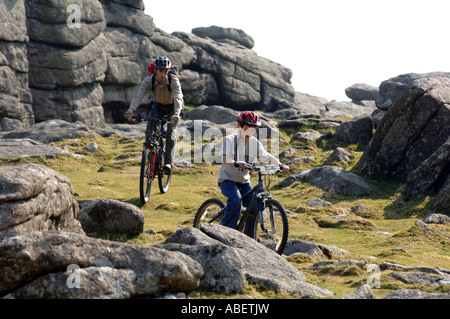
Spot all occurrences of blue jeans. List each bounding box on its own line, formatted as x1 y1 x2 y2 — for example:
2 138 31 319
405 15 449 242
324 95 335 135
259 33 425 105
219 180 256 229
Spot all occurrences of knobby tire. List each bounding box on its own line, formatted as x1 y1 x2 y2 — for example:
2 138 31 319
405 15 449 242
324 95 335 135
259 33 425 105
158 157 172 194
253 199 289 255
139 148 153 205
193 198 225 228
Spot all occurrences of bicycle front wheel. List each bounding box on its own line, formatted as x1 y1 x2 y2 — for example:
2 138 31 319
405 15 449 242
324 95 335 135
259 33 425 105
254 199 289 255
139 148 154 205
193 198 225 228
158 160 172 194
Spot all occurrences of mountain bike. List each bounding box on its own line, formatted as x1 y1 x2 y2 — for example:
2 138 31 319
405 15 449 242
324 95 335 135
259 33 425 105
133 114 172 205
193 163 289 255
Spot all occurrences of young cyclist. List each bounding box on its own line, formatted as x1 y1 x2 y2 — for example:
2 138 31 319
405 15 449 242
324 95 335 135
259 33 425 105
218 111 289 230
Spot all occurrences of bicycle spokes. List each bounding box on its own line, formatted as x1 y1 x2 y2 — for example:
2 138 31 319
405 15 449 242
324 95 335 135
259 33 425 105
255 199 288 255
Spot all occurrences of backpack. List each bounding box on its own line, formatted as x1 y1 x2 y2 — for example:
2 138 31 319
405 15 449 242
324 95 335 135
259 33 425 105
147 62 183 117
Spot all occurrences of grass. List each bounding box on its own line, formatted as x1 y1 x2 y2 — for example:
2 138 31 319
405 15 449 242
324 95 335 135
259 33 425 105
1 120 449 299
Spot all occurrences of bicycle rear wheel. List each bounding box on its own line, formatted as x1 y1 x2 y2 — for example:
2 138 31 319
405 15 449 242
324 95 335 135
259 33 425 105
139 148 154 205
158 159 172 194
193 198 225 228
253 199 289 255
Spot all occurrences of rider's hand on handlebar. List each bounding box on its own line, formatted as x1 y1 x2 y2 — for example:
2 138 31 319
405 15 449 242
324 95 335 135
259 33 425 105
170 115 180 126
125 111 134 122
280 164 290 173
234 161 248 170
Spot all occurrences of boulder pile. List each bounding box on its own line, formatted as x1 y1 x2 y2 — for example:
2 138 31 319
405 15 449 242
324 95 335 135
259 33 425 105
0 0 300 128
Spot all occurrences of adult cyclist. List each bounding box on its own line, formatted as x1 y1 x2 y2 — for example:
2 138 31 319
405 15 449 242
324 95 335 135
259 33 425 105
125 56 184 172
218 111 289 231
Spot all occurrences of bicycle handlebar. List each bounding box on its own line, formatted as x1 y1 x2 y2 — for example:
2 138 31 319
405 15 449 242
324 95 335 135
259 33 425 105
233 162 288 174
130 114 144 123
130 114 171 124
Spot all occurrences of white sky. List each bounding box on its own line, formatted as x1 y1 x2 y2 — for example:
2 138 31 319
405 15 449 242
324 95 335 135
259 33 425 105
143 0 449 101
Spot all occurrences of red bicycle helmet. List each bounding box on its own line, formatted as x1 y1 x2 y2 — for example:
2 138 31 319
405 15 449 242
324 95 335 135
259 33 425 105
237 111 261 127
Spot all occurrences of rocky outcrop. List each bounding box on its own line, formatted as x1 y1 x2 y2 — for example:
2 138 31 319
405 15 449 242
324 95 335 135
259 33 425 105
0 164 84 240
0 139 72 159
358 73 450 181
0 0 33 127
0 0 299 128
192 25 255 49
358 73 450 211
279 165 372 196
24 0 107 126
161 224 334 297
335 115 373 144
0 231 203 298
404 137 450 199
174 30 295 111
0 119 95 144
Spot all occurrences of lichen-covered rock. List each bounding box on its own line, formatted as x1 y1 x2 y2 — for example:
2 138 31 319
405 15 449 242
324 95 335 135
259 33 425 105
0 164 84 240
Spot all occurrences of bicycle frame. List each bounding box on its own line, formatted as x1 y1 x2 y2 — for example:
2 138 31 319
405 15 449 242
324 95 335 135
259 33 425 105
143 116 170 177
236 170 273 233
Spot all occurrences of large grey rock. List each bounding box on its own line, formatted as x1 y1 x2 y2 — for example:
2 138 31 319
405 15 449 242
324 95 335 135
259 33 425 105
279 165 372 196
323 101 377 118
100 0 155 37
183 105 238 124
78 199 145 236
389 271 449 286
404 137 450 199
291 130 322 143
0 0 28 42
433 173 450 213
335 115 373 144
27 34 108 90
25 0 106 47
345 83 379 101
283 239 350 258
293 92 328 116
0 61 33 127
0 139 71 159
383 289 450 299
174 31 294 111
31 83 105 126
178 70 218 105
0 28 33 128
0 164 84 241
161 231 246 295
423 214 450 224
341 284 375 299
200 224 333 296
359 73 450 182
0 231 203 298
162 225 333 297
0 119 94 144
0 118 24 131
192 25 255 49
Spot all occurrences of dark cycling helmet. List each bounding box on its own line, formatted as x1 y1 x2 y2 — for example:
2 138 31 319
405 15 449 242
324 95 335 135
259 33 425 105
154 56 172 69
237 111 261 127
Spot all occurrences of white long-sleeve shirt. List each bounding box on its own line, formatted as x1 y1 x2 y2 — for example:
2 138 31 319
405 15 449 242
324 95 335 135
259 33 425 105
218 133 273 184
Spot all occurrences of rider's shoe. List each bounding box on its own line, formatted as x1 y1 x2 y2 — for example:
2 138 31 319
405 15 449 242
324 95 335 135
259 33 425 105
163 163 172 173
